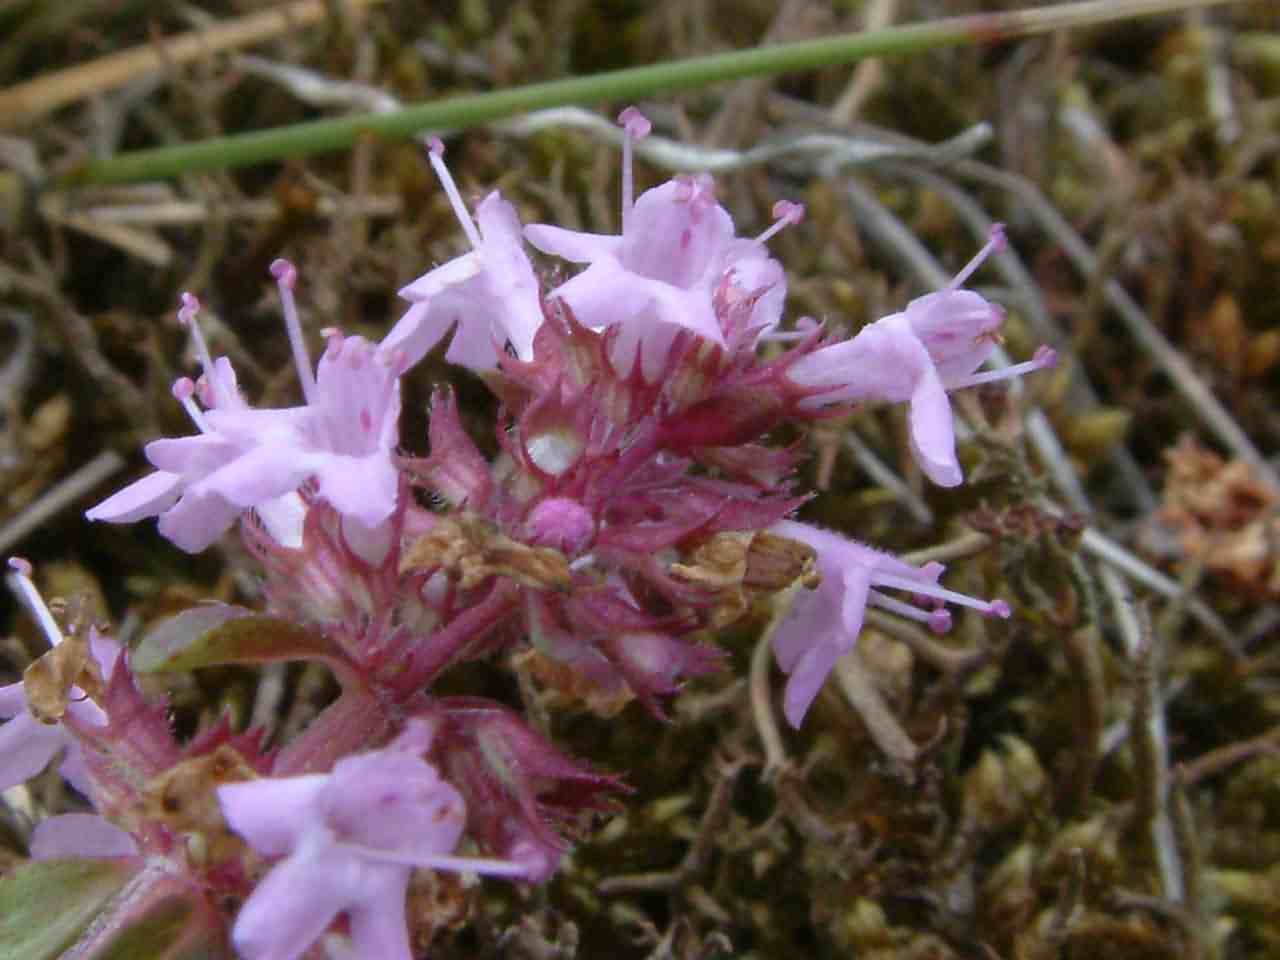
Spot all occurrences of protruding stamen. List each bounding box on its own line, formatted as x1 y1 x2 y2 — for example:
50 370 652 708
870 590 953 634
754 200 805 246
874 572 1009 618
270 259 318 406
176 293 228 407
617 106 651 232
339 844 534 878
947 223 1007 291
426 137 482 250
947 345 1058 391
6 557 65 649
927 608 954 633
172 377 211 433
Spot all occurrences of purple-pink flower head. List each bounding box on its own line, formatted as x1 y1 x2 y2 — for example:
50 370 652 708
525 107 802 377
88 269 406 553
383 138 544 372
788 225 1055 486
0 558 120 795
770 522 1010 728
218 719 528 960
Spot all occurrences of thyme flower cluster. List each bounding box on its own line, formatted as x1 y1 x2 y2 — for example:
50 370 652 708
3 109 1053 960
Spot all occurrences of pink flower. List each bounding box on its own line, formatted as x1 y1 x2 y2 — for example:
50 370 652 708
204 331 403 534
771 522 1009 728
0 560 120 794
788 226 1055 486
383 139 544 371
218 719 528 960
525 109 802 377
87 276 404 553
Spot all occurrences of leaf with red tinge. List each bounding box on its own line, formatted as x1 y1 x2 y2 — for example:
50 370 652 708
133 604 350 679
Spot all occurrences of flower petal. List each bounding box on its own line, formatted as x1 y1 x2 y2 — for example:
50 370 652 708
381 300 453 370
782 641 840 730
218 774 327 857
156 490 244 553
231 839 363 960
524 224 622 264
30 813 138 860
907 367 962 487
314 454 399 531
0 681 27 719
85 471 183 524
346 867 414 960
0 709 67 792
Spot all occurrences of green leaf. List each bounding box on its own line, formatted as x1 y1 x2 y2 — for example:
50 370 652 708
0 858 139 960
133 604 348 676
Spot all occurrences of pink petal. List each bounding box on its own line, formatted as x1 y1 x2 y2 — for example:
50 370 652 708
345 867 415 960
315 454 399 531
156 490 244 553
547 260 639 329
908 368 962 487
322 752 466 855
232 841 371 960
0 681 27 718
783 642 840 729
381 300 453 370
837 565 873 645
905 289 1001 382
621 180 735 289
30 813 138 860
84 470 183 523
145 433 240 477
524 224 622 264
195 444 313 509
643 281 726 347
397 251 482 301
218 774 327 857
0 709 67 791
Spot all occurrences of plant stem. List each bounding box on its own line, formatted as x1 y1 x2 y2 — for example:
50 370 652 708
61 0 1235 186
